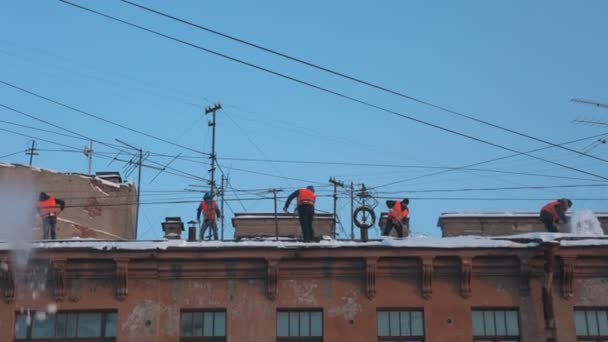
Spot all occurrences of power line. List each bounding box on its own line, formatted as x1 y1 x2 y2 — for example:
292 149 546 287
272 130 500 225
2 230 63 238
375 132 608 189
57 1 608 182
0 150 26 159
0 80 210 156
119 0 608 165
377 183 608 194
0 127 82 152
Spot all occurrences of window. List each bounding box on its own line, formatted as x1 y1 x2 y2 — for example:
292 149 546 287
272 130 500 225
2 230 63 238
574 308 608 341
377 309 424 341
472 309 520 342
15 311 116 341
180 310 226 341
276 310 322 341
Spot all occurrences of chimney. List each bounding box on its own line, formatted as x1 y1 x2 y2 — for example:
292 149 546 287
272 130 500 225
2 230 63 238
162 217 184 240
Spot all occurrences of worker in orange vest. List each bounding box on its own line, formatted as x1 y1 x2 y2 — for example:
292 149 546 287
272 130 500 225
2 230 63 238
539 198 572 232
284 186 316 242
196 192 221 240
37 192 65 240
383 198 410 238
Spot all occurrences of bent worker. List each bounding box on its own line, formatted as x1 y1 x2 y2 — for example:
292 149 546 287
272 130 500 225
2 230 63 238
197 192 221 240
539 198 572 232
37 192 65 240
283 186 316 242
383 198 410 238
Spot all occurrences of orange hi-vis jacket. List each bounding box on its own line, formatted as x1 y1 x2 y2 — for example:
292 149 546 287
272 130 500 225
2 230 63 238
201 200 218 221
541 201 562 222
38 197 59 217
388 201 409 222
297 188 316 206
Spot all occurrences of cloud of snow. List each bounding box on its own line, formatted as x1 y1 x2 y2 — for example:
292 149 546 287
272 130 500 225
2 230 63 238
0 174 37 268
567 210 604 236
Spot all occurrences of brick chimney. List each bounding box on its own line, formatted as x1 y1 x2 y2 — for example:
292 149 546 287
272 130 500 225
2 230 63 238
162 217 184 240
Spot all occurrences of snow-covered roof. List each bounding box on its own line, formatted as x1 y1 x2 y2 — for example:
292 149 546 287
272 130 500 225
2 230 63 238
1 233 607 251
0 163 129 189
439 211 608 218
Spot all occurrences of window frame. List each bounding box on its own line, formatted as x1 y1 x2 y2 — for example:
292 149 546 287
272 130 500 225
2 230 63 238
574 307 608 342
14 310 117 342
471 307 520 342
276 309 323 342
179 309 227 342
376 308 425 342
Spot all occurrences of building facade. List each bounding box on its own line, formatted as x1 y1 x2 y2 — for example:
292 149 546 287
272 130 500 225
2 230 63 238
1 233 607 342
0 164 137 240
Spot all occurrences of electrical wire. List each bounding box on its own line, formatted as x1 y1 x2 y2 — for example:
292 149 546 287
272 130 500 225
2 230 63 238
375 132 608 189
120 0 608 165
0 80 210 156
376 183 608 194
57 1 608 182
0 150 26 159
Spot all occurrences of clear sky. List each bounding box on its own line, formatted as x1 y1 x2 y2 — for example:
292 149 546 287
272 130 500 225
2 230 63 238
1 0 608 240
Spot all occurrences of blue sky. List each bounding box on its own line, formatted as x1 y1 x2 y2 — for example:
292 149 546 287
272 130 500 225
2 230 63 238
1 0 608 240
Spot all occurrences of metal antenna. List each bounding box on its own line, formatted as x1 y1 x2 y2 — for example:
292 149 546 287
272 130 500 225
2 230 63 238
205 102 222 196
83 140 93 174
572 98 608 109
115 139 144 239
149 153 182 184
269 188 283 241
329 177 344 239
26 140 38 166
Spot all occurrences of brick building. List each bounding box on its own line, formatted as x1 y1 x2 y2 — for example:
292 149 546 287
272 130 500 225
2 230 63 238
1 220 607 341
0 164 137 240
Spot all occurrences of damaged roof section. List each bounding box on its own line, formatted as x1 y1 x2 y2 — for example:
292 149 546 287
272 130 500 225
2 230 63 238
0 163 137 240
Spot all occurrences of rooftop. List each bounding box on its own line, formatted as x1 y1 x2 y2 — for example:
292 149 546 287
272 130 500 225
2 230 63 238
2 233 607 251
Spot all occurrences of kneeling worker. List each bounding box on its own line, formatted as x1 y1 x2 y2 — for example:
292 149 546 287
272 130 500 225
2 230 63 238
383 198 410 238
539 198 572 232
284 186 316 242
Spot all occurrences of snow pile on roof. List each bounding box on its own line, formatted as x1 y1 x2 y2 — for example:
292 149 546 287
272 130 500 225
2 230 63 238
567 210 604 236
1 233 607 252
440 211 608 218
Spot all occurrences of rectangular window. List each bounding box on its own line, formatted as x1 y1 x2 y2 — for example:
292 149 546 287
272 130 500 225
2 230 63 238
472 309 519 342
574 308 608 341
377 309 424 341
277 310 322 341
15 311 116 341
180 310 226 341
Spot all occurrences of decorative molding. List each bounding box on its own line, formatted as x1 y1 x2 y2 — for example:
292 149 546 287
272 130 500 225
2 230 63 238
51 259 67 302
460 257 472 299
420 257 433 300
561 256 576 299
519 257 532 296
115 259 129 301
365 258 378 300
1 259 15 303
266 258 279 301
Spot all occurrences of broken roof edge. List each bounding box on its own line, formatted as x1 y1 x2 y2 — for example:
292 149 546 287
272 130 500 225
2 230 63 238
0 233 606 252
0 162 132 189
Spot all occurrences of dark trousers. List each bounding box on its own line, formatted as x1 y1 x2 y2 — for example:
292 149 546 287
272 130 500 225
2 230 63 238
540 211 559 232
383 218 409 238
43 216 57 240
200 220 219 240
297 204 315 242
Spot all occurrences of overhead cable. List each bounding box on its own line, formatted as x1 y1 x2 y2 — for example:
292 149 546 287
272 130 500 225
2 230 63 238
120 0 608 165
56 1 608 182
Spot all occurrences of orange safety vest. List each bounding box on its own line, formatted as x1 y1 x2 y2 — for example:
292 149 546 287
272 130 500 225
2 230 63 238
38 197 59 217
388 201 409 222
297 188 316 206
541 201 561 222
201 200 217 221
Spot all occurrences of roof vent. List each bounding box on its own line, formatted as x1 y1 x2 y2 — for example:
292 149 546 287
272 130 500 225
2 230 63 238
162 217 184 240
